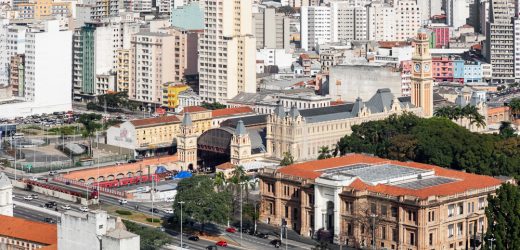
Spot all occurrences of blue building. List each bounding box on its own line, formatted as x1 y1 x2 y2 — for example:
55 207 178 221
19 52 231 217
453 58 465 82
170 3 204 30
463 61 482 83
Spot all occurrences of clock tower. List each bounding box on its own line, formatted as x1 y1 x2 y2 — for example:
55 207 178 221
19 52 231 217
178 113 197 171
411 29 434 117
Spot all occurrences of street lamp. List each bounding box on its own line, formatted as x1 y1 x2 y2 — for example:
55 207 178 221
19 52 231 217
179 201 185 248
370 214 377 250
488 238 496 250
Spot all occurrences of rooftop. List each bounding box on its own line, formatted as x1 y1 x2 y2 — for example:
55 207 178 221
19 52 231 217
211 107 255 118
130 115 180 128
0 215 57 247
276 154 502 199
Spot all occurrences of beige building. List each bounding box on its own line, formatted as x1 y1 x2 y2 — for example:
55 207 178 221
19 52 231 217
129 30 175 104
198 0 256 102
116 49 131 92
258 154 503 249
266 89 422 162
167 27 201 82
17 0 71 19
253 7 291 51
395 0 421 41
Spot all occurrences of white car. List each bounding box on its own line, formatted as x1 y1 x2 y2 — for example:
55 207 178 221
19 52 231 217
61 205 71 210
79 206 89 212
118 199 128 204
163 208 174 214
23 196 33 200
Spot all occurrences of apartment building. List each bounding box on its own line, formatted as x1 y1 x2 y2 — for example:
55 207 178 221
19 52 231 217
116 49 131 93
330 1 367 43
485 0 516 81
129 30 175 104
367 1 395 41
258 154 502 249
16 0 71 19
9 54 24 97
198 0 256 102
253 7 291 51
301 6 331 51
395 0 421 41
284 0 320 8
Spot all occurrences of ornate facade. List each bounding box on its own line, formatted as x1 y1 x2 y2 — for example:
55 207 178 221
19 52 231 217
266 89 423 161
411 29 434 118
178 113 198 170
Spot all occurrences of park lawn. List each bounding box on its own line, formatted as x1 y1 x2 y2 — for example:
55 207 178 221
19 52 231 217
101 204 163 226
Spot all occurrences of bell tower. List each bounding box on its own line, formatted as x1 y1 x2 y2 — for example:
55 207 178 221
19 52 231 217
230 120 252 165
178 113 197 170
411 29 434 117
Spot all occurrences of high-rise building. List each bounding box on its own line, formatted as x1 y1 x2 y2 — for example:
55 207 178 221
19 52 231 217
116 49 131 93
395 0 421 41
445 0 470 29
330 1 367 42
253 7 291 51
367 1 395 41
416 0 442 22
15 0 71 19
129 30 175 104
301 6 331 51
486 0 516 81
411 29 433 117
198 0 256 102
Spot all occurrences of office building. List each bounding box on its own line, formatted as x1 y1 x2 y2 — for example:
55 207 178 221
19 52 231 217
258 154 502 249
330 1 367 43
301 6 331 51
367 1 395 41
253 7 291 50
394 0 421 41
198 0 257 102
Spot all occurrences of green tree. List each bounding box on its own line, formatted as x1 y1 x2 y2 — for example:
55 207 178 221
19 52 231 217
173 175 232 232
508 98 520 120
484 184 520 250
280 151 294 166
229 165 252 203
78 113 102 156
200 102 226 110
214 171 227 192
277 6 296 15
123 220 172 250
317 146 332 160
499 121 516 138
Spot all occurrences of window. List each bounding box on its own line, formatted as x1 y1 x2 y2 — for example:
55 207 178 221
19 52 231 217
308 194 314 205
391 206 398 218
345 201 353 214
347 223 353 236
478 197 485 210
428 211 435 222
285 206 288 218
448 204 455 217
381 205 388 217
371 203 377 214
409 232 415 245
457 222 463 237
448 224 454 238
269 203 274 215
429 233 433 245
392 228 398 242
382 226 387 240
293 208 298 220
458 203 464 215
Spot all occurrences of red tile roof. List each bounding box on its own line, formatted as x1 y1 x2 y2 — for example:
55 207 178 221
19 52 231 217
130 115 180 128
216 162 236 170
330 100 346 106
277 154 502 199
300 54 310 60
0 215 57 246
182 106 209 113
378 41 410 48
211 107 254 118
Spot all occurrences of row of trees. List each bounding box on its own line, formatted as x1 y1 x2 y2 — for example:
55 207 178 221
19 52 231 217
433 105 486 128
335 112 520 178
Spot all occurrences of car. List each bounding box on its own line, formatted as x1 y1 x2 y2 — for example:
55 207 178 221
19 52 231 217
49 201 57 206
79 206 89 212
225 227 236 233
31 194 38 199
216 240 228 247
270 239 282 248
29 176 39 181
127 159 137 163
150 208 160 213
256 233 269 239
118 199 128 204
205 246 217 250
49 171 58 176
61 205 71 210
43 218 56 224
23 196 33 200
163 208 173 214
188 235 199 241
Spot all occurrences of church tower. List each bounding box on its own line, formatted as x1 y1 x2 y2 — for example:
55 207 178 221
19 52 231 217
0 172 13 216
178 113 198 170
411 29 434 117
230 120 252 165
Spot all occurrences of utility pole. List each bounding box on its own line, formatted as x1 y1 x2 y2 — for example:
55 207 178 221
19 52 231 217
179 201 185 248
370 214 377 250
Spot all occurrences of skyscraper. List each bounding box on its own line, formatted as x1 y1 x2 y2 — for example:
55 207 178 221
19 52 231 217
486 0 516 81
411 29 433 117
198 0 256 102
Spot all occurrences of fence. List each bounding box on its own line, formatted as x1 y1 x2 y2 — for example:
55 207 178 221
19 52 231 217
53 176 127 198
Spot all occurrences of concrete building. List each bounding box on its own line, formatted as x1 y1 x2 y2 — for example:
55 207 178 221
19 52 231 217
366 1 395 41
394 0 421 41
416 0 442 22
285 0 320 8
0 173 12 217
198 0 257 102
445 0 470 29
129 30 175 104
256 48 294 70
170 2 204 30
266 90 422 161
485 0 516 81
330 2 367 43
115 49 131 93
58 210 139 250
301 6 331 51
258 154 503 248
16 0 71 19
0 215 57 249
327 64 403 102
253 7 291 51
9 54 24 97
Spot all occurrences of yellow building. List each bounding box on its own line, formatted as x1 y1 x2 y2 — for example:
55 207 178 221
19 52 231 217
163 83 189 108
116 49 131 93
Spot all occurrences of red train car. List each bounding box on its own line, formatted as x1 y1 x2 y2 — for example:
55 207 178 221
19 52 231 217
92 174 159 189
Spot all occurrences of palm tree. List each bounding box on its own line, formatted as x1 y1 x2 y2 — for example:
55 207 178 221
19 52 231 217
229 165 251 203
78 113 102 157
508 98 520 120
317 146 332 160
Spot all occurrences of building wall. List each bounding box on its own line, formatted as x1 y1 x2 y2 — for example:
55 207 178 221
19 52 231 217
253 7 290 51
301 6 331 51
432 57 454 82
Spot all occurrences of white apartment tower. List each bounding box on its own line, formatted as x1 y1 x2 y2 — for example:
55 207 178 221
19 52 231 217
367 1 395 41
395 0 421 41
198 0 256 102
301 6 331 51
330 1 367 42
486 0 516 81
